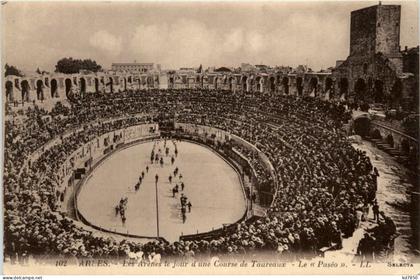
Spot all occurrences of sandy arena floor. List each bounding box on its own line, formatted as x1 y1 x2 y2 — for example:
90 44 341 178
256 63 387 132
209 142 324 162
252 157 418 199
77 139 247 242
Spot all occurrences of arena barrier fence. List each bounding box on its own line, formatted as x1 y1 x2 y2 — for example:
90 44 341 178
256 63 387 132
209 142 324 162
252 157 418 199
72 124 274 243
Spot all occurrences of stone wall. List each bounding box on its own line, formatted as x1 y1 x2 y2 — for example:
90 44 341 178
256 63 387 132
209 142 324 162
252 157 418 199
5 70 337 108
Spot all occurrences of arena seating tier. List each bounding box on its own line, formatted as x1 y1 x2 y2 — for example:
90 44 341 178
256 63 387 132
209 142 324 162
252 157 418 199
4 89 383 262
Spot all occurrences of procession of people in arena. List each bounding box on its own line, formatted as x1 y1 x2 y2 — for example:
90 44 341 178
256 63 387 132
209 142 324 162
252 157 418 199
113 139 193 225
3 88 406 264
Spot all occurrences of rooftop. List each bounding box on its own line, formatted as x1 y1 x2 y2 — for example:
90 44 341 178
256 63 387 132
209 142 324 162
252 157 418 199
112 63 154 66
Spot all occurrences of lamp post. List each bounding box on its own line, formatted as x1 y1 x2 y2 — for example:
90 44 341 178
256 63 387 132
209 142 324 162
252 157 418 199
155 174 160 238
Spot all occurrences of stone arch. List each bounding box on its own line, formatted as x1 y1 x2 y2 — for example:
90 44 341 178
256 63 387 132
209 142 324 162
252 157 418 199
371 128 382 139
169 76 174 89
108 77 114 93
339 78 349 97
247 76 254 92
282 77 289 94
214 76 219 90
324 77 333 99
325 77 333 92
354 78 366 99
276 75 281 85
229 77 234 91
94 78 99 93
269 76 276 92
242 76 248 91
222 76 228 86
386 134 394 147
50 79 58 98
374 80 384 103
256 76 262 92
296 77 303 95
65 78 72 98
353 116 370 137
5 81 13 102
21 80 30 102
80 77 86 97
309 77 318 96
147 76 153 88
36 80 44 101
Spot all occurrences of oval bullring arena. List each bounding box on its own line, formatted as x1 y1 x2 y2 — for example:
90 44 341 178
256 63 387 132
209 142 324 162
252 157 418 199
2 1 419 275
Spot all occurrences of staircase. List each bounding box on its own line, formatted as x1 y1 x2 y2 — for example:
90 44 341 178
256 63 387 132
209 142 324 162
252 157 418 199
367 137 410 165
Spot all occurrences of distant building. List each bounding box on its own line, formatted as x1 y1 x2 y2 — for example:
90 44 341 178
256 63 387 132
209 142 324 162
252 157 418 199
240 63 256 72
111 62 154 73
179 67 196 71
294 65 309 73
273 66 293 74
255 65 270 73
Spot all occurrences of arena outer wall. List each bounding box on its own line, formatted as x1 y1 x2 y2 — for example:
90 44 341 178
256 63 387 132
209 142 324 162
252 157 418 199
4 69 336 105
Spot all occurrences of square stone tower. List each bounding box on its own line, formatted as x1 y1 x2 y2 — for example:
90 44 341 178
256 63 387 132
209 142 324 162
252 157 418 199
332 3 408 103
350 4 401 59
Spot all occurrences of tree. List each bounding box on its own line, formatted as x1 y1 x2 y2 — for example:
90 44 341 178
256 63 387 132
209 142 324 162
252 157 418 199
55 57 102 74
214 67 231 72
4 64 23 77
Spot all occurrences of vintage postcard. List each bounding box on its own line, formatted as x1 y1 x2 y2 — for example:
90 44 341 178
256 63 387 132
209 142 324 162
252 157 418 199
1 0 419 275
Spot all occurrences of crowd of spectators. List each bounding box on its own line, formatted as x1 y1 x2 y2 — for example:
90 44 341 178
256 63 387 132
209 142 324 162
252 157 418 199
3 88 391 264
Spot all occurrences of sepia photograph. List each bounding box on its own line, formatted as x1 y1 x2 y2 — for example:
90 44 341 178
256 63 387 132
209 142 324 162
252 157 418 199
1 0 419 276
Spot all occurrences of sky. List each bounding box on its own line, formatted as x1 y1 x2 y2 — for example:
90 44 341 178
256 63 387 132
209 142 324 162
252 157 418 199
2 0 418 72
